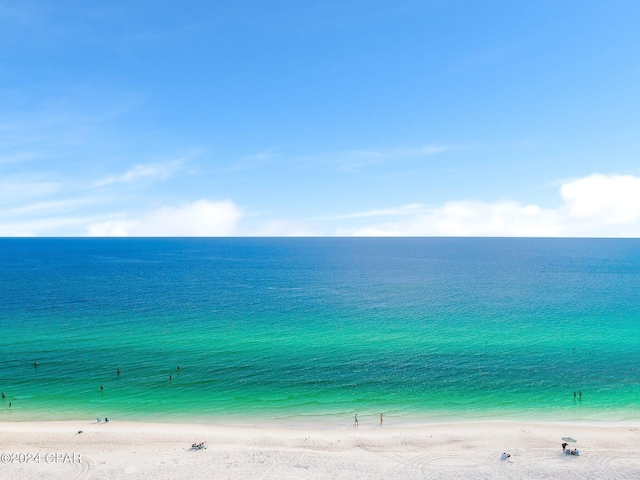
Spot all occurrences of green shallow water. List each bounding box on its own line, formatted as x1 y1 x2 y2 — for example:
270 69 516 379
1 238 639 424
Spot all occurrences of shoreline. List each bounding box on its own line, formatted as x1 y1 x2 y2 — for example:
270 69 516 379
1 419 639 479
3 400 640 427
3 401 640 425
2 416 640 429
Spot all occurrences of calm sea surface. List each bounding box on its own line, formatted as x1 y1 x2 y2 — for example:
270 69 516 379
0 238 639 425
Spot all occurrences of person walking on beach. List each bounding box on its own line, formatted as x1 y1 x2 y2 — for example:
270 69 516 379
380 413 383 427
354 414 359 428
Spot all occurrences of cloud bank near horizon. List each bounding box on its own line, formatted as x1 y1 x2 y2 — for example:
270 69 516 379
87 173 640 238
86 200 243 237
339 174 640 237
3 173 640 237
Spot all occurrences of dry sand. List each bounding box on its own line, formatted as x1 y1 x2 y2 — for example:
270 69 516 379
1 420 639 479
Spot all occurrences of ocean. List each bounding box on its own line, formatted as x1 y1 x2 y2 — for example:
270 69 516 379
0 238 639 426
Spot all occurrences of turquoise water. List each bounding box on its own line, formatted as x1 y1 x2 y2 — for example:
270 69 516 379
1 238 639 425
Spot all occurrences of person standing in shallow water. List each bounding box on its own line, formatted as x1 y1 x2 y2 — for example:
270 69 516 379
354 414 358 428
100 384 104 391
380 413 383 426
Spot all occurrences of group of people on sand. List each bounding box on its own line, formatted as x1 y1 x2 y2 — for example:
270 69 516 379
502 444 580 462
562 442 579 455
192 441 206 450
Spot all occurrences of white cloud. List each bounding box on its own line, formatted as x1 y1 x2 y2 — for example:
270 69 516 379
86 199 243 236
95 159 184 187
294 144 449 174
0 216 94 237
347 145 448 159
335 145 448 173
340 201 561 236
240 150 275 161
246 219 320 236
339 173 640 237
5 172 640 238
320 204 428 220
0 176 60 203
561 174 640 223
0 151 40 165
1 198 100 217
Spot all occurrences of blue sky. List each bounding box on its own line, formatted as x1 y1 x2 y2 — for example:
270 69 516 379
2 1 640 236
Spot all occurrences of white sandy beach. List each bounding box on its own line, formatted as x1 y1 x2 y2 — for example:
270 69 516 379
1 420 640 480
